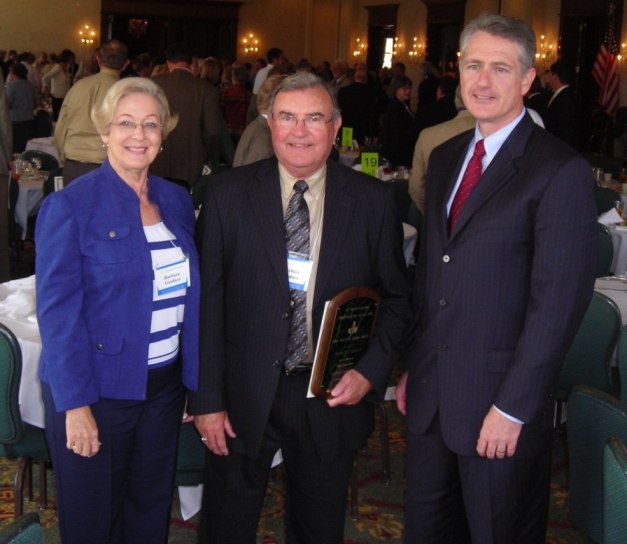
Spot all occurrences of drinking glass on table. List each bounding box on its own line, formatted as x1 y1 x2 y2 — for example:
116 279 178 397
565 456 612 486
615 200 624 219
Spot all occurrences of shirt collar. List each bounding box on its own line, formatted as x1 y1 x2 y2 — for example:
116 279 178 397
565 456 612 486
278 163 326 201
473 107 526 165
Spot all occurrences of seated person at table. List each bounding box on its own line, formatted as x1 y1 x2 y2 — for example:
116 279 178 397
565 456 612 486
35 77 200 544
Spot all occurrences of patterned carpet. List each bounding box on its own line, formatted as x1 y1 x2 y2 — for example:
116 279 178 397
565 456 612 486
0 403 593 543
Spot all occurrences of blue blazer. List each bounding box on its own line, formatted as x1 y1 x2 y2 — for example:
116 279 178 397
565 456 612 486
35 160 200 412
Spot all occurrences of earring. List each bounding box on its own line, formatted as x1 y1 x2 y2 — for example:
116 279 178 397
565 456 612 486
159 145 163 152
102 142 109 148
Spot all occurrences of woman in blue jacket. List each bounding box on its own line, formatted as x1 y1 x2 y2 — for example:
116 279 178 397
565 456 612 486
35 77 200 543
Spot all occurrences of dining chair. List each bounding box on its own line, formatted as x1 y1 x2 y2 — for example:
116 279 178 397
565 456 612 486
616 324 627 402
19 150 59 173
0 512 42 544
567 386 627 543
597 223 614 278
0 323 50 518
604 436 627 544
555 291 622 427
174 422 206 487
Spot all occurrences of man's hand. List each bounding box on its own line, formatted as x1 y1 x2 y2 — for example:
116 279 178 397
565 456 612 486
476 405 522 459
395 371 408 415
327 369 372 407
194 411 236 456
66 406 100 458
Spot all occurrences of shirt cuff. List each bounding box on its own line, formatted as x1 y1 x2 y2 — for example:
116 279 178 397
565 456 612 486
494 404 524 425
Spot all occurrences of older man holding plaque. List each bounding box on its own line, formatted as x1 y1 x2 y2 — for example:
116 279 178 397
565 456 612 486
188 71 411 543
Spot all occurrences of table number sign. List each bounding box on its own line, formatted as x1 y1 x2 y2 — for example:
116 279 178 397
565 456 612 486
361 152 379 177
341 127 354 148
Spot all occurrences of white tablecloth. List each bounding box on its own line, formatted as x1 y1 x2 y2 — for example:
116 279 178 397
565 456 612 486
403 222 417 266
609 225 627 275
25 137 61 163
0 276 44 427
14 175 45 240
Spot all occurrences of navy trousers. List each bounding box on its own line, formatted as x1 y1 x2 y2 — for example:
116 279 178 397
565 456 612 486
404 415 551 544
42 362 185 544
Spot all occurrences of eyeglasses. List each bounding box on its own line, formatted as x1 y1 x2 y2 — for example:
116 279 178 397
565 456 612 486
272 112 333 130
111 120 162 133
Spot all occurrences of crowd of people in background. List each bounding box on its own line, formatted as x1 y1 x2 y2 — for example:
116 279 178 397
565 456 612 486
0 42 576 174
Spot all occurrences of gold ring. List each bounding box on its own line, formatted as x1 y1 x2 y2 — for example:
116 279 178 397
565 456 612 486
201 436 208 442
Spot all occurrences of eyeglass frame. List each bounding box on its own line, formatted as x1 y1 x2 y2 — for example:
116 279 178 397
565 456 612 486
110 119 163 133
271 111 336 129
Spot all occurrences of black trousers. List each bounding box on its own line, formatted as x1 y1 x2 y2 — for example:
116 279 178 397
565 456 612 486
62 158 100 185
197 372 356 544
404 415 551 544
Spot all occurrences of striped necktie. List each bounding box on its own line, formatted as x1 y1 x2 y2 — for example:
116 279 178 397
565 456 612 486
449 139 485 232
284 180 310 371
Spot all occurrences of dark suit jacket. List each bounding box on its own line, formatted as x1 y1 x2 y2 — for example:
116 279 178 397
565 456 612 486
337 82 378 144
382 98 415 168
544 86 577 148
188 158 411 461
404 113 597 458
151 69 222 184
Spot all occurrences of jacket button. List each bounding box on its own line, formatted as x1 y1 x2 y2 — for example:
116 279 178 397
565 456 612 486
442 255 450 263
273 360 282 368
439 299 447 306
96 343 103 350
282 312 290 319
108 230 116 238
437 344 448 351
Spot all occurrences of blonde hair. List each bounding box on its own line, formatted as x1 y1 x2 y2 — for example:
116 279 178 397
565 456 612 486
256 74 287 113
91 77 178 139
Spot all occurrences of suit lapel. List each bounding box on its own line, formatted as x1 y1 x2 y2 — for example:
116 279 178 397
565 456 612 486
313 162 353 310
448 114 535 241
247 160 290 296
432 132 472 245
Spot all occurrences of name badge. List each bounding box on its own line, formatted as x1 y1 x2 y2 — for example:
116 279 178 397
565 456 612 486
155 256 190 296
287 252 313 291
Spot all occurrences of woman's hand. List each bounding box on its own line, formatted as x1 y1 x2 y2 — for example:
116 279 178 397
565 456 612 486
65 406 100 458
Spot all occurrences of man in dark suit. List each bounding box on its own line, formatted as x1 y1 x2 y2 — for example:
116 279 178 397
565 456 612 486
150 43 222 185
544 60 578 148
396 14 597 543
189 72 410 543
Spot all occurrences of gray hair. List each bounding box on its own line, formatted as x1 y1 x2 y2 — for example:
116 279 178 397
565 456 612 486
91 77 178 138
268 71 341 120
460 13 536 73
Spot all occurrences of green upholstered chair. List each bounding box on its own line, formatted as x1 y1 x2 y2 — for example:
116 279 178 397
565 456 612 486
597 223 614 278
604 436 627 544
19 150 59 172
174 422 206 487
555 292 621 426
567 386 627 543
0 512 42 544
616 325 627 402
0 324 50 518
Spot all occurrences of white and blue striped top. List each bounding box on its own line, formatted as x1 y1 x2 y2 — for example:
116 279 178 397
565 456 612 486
144 222 187 369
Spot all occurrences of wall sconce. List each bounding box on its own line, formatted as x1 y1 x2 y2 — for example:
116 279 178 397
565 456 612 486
78 24 96 45
618 42 626 67
535 34 555 67
242 33 260 55
352 38 366 58
408 37 425 60
392 37 404 57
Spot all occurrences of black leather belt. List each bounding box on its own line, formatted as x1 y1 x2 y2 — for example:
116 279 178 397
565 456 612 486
283 365 312 376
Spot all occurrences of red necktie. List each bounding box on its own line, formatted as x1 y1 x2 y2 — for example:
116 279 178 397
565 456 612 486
449 139 485 231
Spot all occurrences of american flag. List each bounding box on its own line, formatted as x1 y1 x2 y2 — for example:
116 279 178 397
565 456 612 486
592 3 620 116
